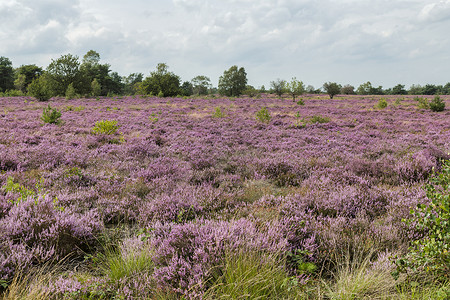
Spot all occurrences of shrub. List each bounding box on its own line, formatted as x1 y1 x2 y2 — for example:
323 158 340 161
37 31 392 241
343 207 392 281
40 105 62 124
309 115 330 124
92 120 120 135
65 83 77 99
28 75 52 102
377 97 388 109
415 97 429 109
256 107 271 123
212 107 225 118
394 160 450 281
296 99 304 105
430 95 445 112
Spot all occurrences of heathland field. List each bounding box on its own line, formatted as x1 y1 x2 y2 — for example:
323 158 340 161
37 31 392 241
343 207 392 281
0 94 449 299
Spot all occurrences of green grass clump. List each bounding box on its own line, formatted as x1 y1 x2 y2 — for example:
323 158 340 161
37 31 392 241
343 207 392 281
309 115 330 124
212 107 225 118
205 250 303 299
92 120 120 135
377 97 388 109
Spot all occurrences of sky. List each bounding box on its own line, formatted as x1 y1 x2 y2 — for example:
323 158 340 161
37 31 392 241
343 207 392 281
1 0 450 89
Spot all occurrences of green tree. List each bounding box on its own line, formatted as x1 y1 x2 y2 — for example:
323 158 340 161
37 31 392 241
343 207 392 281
408 84 424 95
392 84 407 95
323 82 341 99
15 64 43 92
28 73 52 101
46 54 82 96
286 78 305 101
191 75 212 95
141 63 181 97
340 84 355 95
218 65 248 97
0 57 15 92
79 50 115 96
123 73 143 95
91 79 102 97
270 79 286 97
180 81 193 96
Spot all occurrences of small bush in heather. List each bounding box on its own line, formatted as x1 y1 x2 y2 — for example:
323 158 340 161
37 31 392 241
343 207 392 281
394 160 450 281
377 97 388 109
309 115 330 124
415 96 429 109
429 95 445 112
92 120 120 135
40 105 62 125
256 107 271 123
65 83 77 100
296 99 304 105
212 107 225 118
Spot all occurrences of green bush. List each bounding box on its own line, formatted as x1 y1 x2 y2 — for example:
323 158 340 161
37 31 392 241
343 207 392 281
309 115 330 124
28 75 52 102
65 83 77 99
92 120 120 135
41 104 62 124
296 99 304 105
256 107 271 123
395 160 450 281
377 97 388 109
430 95 446 112
212 107 225 118
415 97 429 109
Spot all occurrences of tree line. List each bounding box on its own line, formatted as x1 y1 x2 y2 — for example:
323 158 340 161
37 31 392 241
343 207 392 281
1 51 450 100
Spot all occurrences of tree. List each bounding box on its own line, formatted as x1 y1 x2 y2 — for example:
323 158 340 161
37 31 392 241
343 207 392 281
46 54 82 96
392 84 407 95
408 84 424 95
0 57 15 92
15 64 43 92
123 73 143 95
91 79 101 97
286 78 305 101
191 75 212 95
340 84 355 95
180 81 193 96
270 79 286 97
79 50 113 96
323 82 341 99
218 65 247 97
422 84 438 95
356 81 383 95
28 73 52 101
141 63 181 97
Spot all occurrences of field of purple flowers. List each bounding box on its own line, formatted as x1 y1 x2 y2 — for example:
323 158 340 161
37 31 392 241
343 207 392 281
0 94 449 299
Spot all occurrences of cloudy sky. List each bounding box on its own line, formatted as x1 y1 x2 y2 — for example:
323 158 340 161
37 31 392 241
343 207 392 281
1 0 450 89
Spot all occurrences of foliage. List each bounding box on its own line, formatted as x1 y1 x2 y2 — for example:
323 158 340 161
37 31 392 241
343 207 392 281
191 75 212 95
357 81 384 95
377 97 388 109
46 54 82 96
429 95 445 112
65 83 77 99
27 74 52 101
212 107 225 118
394 160 450 281
243 85 258 97
205 250 302 299
218 65 248 97
392 84 407 95
340 84 355 95
270 78 287 97
0 56 15 92
256 107 271 123
91 79 102 97
415 96 429 109
309 115 330 123
296 99 304 105
141 63 181 97
92 120 120 135
180 81 193 96
286 77 305 101
41 104 62 124
15 64 43 92
323 82 341 99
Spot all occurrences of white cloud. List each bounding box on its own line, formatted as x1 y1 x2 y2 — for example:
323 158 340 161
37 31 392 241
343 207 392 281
2 0 450 88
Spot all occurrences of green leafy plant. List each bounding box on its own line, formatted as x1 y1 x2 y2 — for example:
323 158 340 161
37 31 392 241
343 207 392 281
296 99 304 105
256 107 271 123
92 120 120 135
394 160 450 281
212 107 225 118
309 115 330 124
430 95 446 112
377 97 388 109
41 104 62 124
415 97 429 109
28 75 52 101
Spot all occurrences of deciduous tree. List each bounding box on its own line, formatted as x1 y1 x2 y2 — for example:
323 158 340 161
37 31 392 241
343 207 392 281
218 65 247 97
